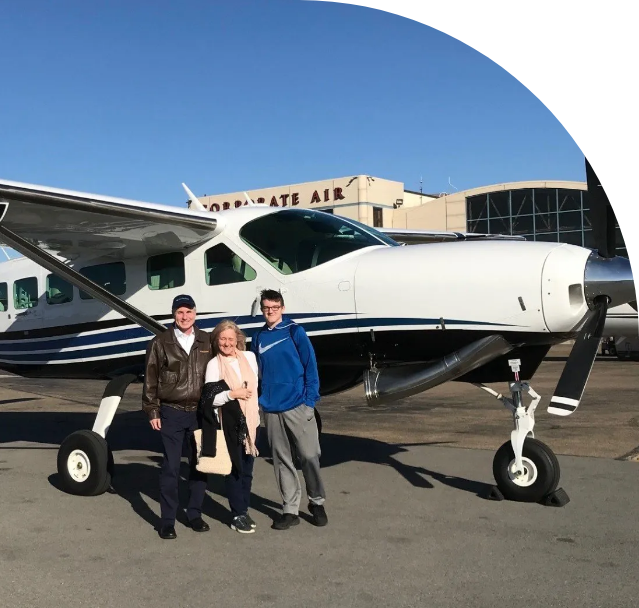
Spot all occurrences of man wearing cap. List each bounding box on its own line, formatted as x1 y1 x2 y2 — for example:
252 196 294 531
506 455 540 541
143 294 213 539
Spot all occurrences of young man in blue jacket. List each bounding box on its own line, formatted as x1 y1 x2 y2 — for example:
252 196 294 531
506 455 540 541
251 289 327 530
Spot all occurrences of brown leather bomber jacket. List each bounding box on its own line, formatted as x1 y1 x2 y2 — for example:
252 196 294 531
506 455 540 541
142 326 213 420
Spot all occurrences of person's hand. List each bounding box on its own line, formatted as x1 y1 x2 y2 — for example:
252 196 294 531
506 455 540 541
230 387 252 400
150 418 162 431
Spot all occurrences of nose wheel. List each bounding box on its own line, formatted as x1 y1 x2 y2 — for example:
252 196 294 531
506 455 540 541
492 437 560 502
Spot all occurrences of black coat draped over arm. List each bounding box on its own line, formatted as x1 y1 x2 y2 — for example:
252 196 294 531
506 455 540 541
198 380 248 474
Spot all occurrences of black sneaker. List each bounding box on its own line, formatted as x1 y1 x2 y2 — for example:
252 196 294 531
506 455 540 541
231 515 255 534
308 503 328 527
244 513 257 529
271 513 300 530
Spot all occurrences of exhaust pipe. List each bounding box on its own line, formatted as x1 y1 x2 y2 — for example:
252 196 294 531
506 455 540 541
364 335 513 406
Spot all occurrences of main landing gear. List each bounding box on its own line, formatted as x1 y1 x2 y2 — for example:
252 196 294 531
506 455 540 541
56 374 137 496
475 359 569 506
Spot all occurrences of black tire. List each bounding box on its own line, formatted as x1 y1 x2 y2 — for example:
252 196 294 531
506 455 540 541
57 430 112 496
493 437 560 502
107 446 114 478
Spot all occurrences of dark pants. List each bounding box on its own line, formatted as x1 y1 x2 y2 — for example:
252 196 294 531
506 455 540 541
225 432 258 517
159 406 208 526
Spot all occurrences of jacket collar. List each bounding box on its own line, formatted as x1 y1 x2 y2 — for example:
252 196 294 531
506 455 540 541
163 324 208 344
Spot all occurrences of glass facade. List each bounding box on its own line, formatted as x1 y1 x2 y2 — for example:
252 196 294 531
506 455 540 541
466 187 627 257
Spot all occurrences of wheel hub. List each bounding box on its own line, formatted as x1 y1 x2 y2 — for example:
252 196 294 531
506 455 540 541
67 449 91 482
507 456 538 487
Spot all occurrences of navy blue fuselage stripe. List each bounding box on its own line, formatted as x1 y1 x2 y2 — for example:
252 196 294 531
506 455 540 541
0 316 514 362
0 312 348 352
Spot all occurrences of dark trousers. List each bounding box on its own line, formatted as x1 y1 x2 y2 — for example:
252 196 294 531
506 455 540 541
225 448 256 517
159 406 208 526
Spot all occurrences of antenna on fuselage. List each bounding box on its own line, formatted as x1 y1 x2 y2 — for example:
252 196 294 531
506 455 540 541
244 192 262 207
182 183 207 212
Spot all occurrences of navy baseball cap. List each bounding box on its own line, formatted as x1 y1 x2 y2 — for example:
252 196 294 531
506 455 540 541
172 294 196 312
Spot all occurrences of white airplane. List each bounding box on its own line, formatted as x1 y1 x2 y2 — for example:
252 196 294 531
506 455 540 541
0 159 634 507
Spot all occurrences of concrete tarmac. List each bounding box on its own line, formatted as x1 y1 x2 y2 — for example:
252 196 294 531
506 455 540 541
0 346 638 607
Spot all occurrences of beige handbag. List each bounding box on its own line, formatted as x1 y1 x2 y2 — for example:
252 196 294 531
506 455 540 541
193 428 232 475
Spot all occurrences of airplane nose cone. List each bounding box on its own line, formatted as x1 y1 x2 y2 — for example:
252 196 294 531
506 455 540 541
584 253 635 308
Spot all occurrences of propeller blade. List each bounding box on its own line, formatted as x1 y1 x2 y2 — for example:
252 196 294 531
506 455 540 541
585 158 617 258
548 300 608 416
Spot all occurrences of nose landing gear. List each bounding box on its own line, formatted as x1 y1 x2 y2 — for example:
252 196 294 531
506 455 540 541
476 359 569 506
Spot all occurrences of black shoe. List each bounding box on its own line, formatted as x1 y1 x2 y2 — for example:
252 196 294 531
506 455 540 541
308 503 328 527
271 513 300 531
159 525 177 540
231 515 255 534
188 517 210 533
244 513 257 529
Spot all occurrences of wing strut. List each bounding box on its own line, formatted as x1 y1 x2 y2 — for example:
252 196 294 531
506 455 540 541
0 224 166 336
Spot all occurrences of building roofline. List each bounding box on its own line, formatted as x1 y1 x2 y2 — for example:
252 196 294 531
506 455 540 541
436 180 587 199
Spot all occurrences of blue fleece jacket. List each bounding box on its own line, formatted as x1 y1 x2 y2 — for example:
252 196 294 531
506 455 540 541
251 317 320 413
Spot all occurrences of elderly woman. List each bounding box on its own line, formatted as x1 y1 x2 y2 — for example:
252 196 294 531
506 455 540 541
204 320 259 534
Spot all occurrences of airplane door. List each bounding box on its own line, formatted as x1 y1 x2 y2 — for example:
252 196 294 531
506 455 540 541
270 265 361 395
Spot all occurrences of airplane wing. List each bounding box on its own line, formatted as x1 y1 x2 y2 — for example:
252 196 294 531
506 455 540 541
378 227 526 245
0 180 224 335
0 179 222 262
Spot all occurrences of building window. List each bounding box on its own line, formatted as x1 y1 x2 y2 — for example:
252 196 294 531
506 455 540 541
79 262 126 300
205 243 256 286
147 252 185 290
14 277 38 309
46 274 74 305
467 194 488 223
468 219 488 234
558 211 582 232
373 207 383 227
510 189 534 216
488 191 510 218
558 189 582 212
534 189 557 215
0 282 7 311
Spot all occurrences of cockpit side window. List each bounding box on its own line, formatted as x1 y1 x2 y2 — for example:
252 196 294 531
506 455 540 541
239 209 393 275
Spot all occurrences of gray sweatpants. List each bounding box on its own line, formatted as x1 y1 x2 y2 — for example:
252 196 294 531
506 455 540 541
264 404 326 515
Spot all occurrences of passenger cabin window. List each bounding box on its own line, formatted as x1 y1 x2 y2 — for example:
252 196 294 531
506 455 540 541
14 277 39 309
239 209 396 275
205 244 256 286
0 282 7 311
79 262 126 300
46 274 74 305
147 252 185 290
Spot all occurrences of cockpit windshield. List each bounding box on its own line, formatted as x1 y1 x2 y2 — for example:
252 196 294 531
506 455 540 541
239 208 397 275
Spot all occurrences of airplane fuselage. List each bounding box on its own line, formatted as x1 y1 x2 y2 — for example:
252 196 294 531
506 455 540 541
0 206 605 394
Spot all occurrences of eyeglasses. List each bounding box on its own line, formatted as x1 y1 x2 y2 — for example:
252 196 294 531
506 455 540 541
261 305 282 312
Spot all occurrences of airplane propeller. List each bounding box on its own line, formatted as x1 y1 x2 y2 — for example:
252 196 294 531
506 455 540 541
548 158 633 416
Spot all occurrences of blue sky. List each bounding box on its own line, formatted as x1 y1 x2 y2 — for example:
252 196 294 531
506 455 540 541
0 0 585 206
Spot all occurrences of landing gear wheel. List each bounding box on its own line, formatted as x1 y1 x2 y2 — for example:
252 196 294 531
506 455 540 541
57 430 112 496
493 438 560 502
